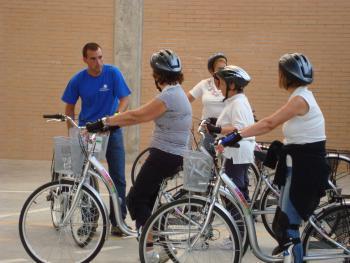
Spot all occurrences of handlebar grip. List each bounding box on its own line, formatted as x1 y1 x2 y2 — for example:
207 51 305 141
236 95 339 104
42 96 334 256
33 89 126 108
43 114 65 120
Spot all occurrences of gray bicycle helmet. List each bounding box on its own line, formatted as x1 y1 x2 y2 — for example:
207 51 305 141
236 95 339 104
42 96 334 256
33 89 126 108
150 49 181 73
215 65 251 100
207 52 227 73
279 53 313 85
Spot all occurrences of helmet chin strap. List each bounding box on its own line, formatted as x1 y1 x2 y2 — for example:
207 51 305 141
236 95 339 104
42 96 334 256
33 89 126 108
154 80 162 92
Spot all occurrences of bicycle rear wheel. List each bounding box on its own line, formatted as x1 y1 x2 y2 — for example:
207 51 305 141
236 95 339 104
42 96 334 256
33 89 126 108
247 163 260 202
19 180 107 263
139 198 242 263
302 204 350 262
327 154 350 197
260 187 279 239
131 148 151 185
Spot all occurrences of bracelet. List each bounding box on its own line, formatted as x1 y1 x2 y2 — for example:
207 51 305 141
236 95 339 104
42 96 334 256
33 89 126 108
101 117 108 127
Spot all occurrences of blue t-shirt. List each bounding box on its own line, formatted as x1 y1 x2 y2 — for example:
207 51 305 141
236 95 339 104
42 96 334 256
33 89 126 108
62 64 131 125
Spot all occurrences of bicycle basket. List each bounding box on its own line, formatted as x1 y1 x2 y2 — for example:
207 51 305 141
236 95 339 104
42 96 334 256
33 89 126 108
53 134 109 176
54 136 85 176
183 150 214 192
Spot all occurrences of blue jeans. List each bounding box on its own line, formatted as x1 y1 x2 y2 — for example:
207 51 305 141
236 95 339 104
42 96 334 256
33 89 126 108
280 167 303 263
106 128 127 226
224 160 250 201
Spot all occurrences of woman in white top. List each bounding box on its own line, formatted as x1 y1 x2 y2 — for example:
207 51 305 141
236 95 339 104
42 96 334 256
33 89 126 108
205 65 255 201
187 53 227 121
224 53 329 263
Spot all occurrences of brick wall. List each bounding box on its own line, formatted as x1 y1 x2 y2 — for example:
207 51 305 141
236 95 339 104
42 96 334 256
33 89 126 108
140 0 350 152
1 0 350 160
0 0 114 159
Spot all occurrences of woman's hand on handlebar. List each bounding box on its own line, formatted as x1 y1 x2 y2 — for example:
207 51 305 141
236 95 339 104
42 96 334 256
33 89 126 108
199 118 221 134
86 118 107 133
86 117 120 133
218 130 242 148
205 122 222 134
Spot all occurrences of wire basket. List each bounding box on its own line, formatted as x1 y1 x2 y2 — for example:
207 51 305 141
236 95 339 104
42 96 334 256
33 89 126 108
183 150 214 192
54 134 109 176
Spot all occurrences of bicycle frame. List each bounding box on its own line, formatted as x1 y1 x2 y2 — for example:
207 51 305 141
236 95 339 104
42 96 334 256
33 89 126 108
247 162 280 215
59 145 137 237
46 114 137 238
219 158 350 262
88 155 137 236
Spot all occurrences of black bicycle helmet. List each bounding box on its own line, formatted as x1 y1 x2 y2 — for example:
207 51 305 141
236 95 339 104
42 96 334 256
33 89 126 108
150 49 181 73
279 53 313 85
207 52 227 73
216 65 251 100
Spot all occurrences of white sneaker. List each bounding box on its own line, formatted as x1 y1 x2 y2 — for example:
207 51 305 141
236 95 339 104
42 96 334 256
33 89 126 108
145 250 159 263
158 248 170 263
159 245 178 263
220 237 233 250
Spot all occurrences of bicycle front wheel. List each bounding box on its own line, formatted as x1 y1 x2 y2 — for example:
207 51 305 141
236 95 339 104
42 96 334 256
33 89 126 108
139 198 242 263
19 180 107 263
302 204 350 262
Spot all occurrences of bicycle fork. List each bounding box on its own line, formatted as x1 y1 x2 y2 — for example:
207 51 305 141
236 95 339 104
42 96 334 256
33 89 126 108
188 177 221 249
59 161 91 226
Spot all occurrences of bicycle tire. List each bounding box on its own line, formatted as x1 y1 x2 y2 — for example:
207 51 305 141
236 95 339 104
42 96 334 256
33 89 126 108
131 147 151 185
247 163 260 203
19 180 107 263
302 204 350 262
219 191 249 255
139 198 242 263
260 187 279 240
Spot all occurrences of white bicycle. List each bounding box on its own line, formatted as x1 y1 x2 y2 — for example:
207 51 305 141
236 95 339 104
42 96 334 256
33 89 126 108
18 114 137 263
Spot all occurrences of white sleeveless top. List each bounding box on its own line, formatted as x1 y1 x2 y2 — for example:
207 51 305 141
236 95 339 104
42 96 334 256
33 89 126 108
282 86 326 145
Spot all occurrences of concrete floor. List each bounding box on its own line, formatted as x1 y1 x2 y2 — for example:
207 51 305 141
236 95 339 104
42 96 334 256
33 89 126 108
2 158 343 263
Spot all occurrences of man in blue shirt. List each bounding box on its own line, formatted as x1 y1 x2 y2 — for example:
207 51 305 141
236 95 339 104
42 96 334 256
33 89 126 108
62 42 131 236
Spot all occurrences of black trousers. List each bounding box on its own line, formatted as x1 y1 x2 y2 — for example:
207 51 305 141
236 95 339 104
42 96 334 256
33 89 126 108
126 148 182 229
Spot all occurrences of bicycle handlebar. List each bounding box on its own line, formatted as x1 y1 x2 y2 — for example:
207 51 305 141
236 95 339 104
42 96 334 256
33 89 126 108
43 113 80 128
43 114 65 120
198 119 240 149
